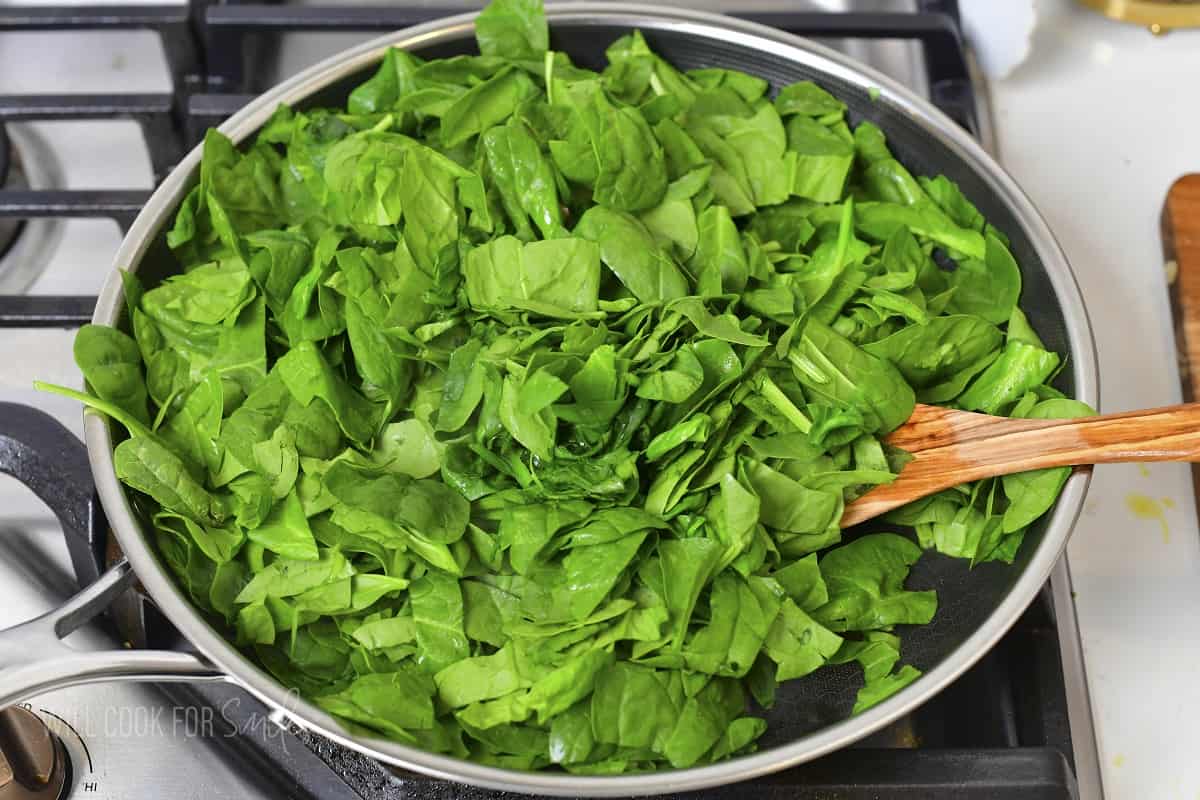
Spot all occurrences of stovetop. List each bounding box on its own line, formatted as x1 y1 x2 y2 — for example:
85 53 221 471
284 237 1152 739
0 1 1102 798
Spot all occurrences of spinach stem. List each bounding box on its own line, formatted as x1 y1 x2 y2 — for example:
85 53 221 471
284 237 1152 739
757 374 812 434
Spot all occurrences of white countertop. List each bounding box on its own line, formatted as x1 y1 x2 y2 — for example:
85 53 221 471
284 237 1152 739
983 2 1200 797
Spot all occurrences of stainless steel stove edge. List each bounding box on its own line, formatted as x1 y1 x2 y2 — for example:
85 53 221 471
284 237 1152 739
1051 559 1104 800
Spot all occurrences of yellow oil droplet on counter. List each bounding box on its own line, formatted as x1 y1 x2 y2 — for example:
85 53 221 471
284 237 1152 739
1125 493 1170 542
1162 497 1176 510
1137 463 1151 478
1113 754 1126 768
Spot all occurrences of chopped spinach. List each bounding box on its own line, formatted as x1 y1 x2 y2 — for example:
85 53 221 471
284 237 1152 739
40 0 1089 773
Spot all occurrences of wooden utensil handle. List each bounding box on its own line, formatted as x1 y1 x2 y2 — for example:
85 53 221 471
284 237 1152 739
843 402 1200 527
884 403 1057 451
953 402 1200 467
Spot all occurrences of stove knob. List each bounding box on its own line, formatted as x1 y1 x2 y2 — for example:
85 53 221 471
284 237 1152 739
0 708 68 800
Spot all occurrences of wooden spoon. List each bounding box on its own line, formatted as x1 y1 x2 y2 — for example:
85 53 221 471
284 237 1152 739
841 402 1200 527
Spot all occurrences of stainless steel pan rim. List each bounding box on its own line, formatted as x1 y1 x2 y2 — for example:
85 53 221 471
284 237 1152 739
80 5 1099 795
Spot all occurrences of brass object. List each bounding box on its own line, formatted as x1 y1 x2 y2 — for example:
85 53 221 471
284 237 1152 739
0 708 68 800
1078 0 1200 33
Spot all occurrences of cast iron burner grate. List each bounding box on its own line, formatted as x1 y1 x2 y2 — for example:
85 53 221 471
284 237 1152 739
0 2 1083 798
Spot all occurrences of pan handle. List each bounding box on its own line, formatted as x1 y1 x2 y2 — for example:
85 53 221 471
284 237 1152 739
0 402 225 705
0 558 227 707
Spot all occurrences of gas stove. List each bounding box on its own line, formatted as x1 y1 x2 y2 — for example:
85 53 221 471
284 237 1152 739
0 1 1103 798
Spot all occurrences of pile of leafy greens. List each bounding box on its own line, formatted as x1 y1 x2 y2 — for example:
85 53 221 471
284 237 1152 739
40 0 1090 773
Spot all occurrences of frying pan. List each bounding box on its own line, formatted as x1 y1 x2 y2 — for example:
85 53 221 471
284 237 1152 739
0 5 1098 795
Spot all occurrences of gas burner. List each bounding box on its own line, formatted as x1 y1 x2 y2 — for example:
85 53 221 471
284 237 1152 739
0 126 20 261
0 124 64 294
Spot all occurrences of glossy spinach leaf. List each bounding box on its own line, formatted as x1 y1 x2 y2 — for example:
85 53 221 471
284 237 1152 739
813 533 937 632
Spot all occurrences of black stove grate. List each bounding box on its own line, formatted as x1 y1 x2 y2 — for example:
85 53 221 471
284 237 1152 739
0 3 1079 798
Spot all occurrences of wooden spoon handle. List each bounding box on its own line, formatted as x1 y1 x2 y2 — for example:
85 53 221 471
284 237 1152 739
843 402 1200 527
